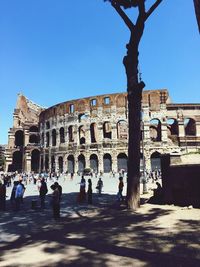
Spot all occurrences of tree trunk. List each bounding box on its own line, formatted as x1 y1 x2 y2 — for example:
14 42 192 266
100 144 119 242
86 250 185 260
125 43 145 210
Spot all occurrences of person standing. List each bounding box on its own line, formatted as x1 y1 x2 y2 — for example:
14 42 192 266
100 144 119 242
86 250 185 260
15 180 24 211
39 178 48 209
117 176 124 202
87 179 93 204
0 180 6 211
50 184 60 219
96 177 103 195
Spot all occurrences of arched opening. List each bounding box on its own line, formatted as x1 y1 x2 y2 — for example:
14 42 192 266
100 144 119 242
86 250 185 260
90 123 97 143
151 151 161 171
78 154 85 172
67 155 74 173
46 132 50 147
79 126 86 144
103 154 112 173
68 126 74 142
58 156 63 173
184 118 196 136
51 156 55 172
52 129 57 146
60 127 65 143
12 151 23 172
15 130 24 147
117 120 128 140
167 118 179 143
45 155 49 172
117 153 128 172
31 149 40 172
150 119 161 142
90 154 98 172
29 126 38 132
103 122 112 139
29 134 39 144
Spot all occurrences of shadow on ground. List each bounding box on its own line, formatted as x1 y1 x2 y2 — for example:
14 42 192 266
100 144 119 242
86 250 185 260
0 192 200 267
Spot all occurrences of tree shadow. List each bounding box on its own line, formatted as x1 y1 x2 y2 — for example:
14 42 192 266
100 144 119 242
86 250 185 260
0 192 200 267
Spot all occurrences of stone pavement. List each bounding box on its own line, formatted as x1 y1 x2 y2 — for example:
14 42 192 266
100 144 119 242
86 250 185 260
0 175 200 267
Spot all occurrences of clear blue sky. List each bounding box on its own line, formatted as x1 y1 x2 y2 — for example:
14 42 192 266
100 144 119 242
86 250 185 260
0 0 199 144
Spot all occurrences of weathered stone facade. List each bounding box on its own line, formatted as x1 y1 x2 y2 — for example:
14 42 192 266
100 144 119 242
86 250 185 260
5 90 200 174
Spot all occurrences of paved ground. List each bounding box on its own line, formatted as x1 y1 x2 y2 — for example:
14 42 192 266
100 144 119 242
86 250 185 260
0 174 200 267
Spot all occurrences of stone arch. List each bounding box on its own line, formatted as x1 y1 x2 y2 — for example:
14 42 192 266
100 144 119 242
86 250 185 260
184 118 196 136
150 119 161 142
59 127 65 143
103 153 112 173
31 149 40 172
167 118 179 144
29 134 39 144
150 151 161 171
90 123 97 143
51 155 55 173
58 156 63 173
67 155 74 173
15 130 24 146
12 150 23 172
117 153 128 172
68 125 74 142
90 154 98 172
52 129 57 146
103 122 112 139
117 120 128 140
78 154 85 172
79 126 86 144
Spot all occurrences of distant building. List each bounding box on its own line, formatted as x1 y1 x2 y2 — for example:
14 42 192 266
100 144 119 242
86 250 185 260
5 90 200 173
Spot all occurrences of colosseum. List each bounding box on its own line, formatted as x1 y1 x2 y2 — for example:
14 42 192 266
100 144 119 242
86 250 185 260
5 89 200 174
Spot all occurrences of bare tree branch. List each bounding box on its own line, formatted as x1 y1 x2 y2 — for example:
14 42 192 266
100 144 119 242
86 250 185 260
136 1 146 26
111 1 135 30
145 0 163 21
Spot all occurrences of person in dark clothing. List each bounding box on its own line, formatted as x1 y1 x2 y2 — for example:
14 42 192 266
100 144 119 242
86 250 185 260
54 182 62 201
87 179 93 204
0 180 6 211
39 178 48 208
51 184 60 219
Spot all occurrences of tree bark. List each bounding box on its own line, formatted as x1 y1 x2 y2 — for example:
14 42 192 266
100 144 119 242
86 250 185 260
124 41 145 210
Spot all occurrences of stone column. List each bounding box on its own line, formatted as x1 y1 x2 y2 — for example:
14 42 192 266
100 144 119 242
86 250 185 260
8 132 15 148
196 121 200 137
24 129 29 146
25 153 31 173
161 120 168 142
98 152 104 174
111 124 117 140
178 120 185 137
111 152 118 173
85 124 90 145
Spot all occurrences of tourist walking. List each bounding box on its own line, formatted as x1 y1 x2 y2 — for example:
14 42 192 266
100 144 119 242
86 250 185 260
117 176 124 201
77 176 86 203
39 178 48 209
96 177 103 195
87 178 93 204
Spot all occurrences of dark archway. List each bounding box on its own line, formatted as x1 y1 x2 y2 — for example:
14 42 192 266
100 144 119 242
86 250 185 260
46 132 50 147
90 123 97 143
150 119 161 142
151 151 161 171
117 153 128 172
29 134 39 144
67 155 74 173
15 130 24 147
60 127 65 143
103 154 112 173
41 156 44 172
103 122 112 139
12 151 23 172
78 154 85 172
90 154 98 172
184 118 196 136
58 156 63 173
52 129 57 146
51 156 55 172
79 126 86 144
31 149 40 172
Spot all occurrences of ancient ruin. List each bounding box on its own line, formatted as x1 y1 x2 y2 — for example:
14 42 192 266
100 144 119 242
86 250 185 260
5 90 200 174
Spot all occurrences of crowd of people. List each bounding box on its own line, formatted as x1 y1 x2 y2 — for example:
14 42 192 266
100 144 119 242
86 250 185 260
0 168 161 219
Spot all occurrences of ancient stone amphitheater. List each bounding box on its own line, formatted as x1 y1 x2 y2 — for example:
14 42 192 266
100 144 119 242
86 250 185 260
5 89 200 174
